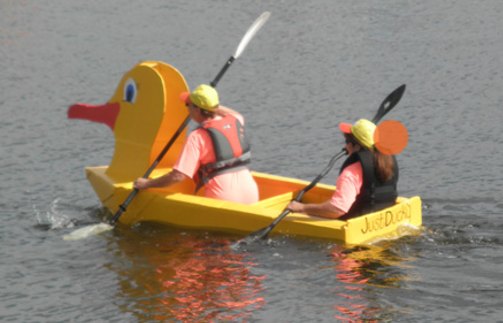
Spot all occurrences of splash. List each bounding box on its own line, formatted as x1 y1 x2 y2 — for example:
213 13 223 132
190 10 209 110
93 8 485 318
33 198 75 230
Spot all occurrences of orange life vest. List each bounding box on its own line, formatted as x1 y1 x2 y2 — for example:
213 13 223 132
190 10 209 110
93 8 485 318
196 114 251 187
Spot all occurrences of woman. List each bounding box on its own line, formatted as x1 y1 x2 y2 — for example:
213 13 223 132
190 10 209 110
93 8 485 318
288 119 398 220
134 84 259 204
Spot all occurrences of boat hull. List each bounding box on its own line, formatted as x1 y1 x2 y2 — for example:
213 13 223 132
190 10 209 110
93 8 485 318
85 165 422 244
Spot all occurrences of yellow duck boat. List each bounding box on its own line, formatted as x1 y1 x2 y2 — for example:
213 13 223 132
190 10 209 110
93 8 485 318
68 61 422 245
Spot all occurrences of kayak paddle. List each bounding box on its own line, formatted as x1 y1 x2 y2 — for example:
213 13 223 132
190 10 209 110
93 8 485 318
63 11 271 240
233 84 406 246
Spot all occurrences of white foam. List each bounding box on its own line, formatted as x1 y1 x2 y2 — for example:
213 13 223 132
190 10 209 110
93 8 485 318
62 223 114 241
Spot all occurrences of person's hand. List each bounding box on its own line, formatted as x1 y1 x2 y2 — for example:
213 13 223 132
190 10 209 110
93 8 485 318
287 201 304 213
134 178 150 190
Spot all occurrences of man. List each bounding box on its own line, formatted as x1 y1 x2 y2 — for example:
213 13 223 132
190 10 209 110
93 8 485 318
288 119 398 219
134 84 259 204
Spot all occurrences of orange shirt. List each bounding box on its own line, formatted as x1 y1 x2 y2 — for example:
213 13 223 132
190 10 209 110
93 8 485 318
329 162 364 214
174 115 259 204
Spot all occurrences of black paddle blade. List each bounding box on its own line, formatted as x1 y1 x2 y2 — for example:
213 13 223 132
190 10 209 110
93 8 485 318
233 84 407 247
372 84 406 123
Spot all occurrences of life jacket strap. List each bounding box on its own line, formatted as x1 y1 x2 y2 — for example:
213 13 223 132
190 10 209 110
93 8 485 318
195 151 251 192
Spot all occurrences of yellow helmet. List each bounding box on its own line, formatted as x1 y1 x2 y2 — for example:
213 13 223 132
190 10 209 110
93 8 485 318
180 84 219 111
339 118 376 149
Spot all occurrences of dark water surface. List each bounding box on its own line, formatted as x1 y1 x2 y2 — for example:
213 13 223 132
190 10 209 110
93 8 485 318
1 0 502 322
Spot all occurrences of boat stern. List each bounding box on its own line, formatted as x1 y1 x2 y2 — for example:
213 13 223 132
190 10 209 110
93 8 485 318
342 196 423 245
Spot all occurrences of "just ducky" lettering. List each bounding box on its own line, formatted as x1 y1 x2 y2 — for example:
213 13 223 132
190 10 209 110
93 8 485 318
360 205 411 235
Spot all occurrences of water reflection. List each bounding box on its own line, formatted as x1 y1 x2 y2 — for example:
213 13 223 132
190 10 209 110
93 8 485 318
330 242 415 322
108 225 266 322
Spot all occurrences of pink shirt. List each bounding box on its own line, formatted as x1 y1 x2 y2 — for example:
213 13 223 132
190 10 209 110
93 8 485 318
329 162 364 214
174 114 259 204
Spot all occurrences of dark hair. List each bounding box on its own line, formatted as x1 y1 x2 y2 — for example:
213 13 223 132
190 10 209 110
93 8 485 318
344 134 394 182
373 150 394 182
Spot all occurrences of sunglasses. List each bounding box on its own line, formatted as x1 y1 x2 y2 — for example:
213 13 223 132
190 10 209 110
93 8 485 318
344 136 356 145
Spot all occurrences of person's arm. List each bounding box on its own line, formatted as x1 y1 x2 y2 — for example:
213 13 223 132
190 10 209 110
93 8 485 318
287 200 346 219
287 162 363 219
134 169 188 190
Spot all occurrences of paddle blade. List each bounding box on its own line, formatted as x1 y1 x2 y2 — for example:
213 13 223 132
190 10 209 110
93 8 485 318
232 226 272 248
234 11 271 59
62 223 113 241
372 84 406 123
233 208 293 247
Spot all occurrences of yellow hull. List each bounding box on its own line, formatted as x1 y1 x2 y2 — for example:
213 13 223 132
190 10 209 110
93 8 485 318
86 165 422 245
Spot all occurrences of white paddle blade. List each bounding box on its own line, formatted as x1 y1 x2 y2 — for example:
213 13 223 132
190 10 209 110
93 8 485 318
234 11 271 59
63 223 113 241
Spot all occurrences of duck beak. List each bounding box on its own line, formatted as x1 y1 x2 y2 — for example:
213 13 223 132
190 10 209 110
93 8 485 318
68 102 120 130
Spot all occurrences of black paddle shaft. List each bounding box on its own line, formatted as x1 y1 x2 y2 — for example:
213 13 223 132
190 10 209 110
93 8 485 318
211 56 236 88
237 84 407 243
110 13 270 225
110 116 191 224
111 55 244 224
293 84 406 202
110 58 239 225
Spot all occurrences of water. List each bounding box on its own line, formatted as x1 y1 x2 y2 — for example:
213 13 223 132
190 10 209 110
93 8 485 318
1 0 503 321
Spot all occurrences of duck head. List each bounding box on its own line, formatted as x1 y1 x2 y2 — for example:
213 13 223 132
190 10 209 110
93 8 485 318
68 61 189 181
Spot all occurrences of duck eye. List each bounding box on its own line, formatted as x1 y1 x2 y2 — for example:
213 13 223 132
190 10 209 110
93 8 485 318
123 79 137 103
